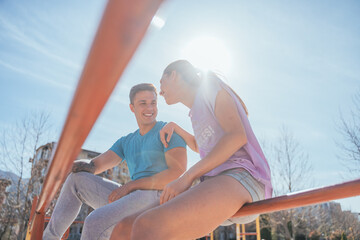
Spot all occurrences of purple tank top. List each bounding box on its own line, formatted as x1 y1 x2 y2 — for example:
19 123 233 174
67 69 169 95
189 78 273 198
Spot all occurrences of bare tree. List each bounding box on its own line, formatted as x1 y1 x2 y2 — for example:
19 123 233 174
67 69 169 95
265 126 313 240
337 90 360 178
0 111 52 240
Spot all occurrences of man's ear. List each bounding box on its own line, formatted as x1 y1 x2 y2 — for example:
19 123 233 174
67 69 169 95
129 103 135 113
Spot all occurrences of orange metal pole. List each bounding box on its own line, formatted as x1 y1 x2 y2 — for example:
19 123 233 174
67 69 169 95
236 224 240 240
25 196 38 240
256 216 260 240
233 178 360 217
241 224 246 240
28 0 164 239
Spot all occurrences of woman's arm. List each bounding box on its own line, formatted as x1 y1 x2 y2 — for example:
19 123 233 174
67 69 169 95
160 122 199 153
160 88 248 203
185 88 247 180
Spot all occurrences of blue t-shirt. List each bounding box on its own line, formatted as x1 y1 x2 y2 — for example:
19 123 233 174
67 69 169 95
110 121 186 180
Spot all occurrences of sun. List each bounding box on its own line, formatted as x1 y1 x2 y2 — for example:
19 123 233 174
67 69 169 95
181 36 232 74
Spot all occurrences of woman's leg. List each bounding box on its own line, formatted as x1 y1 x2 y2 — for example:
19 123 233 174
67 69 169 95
131 175 252 240
109 211 143 240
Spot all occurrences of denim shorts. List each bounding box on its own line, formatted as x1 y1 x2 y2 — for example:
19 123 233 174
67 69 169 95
202 168 265 225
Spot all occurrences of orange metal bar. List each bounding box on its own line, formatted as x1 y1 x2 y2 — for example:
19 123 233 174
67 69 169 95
236 224 240 240
25 196 38 240
256 217 260 240
28 0 164 239
233 178 360 217
29 212 45 240
241 224 245 240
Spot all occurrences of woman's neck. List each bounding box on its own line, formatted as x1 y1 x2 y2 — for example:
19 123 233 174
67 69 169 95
180 84 197 109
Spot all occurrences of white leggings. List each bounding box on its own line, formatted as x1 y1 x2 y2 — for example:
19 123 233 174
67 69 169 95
43 172 161 240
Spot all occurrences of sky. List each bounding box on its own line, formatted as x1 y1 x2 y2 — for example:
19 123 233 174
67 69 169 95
1 0 359 212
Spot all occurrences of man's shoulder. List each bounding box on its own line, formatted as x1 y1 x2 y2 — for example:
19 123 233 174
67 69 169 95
155 121 167 128
120 129 139 141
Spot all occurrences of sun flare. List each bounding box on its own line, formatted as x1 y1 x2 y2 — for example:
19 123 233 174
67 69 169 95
181 36 232 74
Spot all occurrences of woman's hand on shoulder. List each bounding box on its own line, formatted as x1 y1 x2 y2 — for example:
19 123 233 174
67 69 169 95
160 122 177 148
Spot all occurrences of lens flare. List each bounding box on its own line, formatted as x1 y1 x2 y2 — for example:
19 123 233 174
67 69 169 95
181 36 231 73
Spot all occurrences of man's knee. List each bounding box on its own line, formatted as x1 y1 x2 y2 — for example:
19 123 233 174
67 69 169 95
64 172 91 188
67 171 90 181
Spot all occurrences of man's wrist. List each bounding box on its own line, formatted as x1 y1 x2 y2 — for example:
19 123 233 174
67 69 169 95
124 181 136 193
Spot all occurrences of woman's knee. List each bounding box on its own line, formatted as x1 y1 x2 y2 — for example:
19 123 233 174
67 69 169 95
132 214 152 239
131 212 164 240
110 216 134 240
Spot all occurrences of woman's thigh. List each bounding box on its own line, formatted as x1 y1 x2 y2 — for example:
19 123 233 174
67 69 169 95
132 175 252 240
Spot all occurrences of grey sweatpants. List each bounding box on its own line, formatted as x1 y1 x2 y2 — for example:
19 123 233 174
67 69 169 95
43 172 161 240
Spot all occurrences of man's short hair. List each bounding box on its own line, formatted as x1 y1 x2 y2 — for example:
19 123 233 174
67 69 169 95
129 83 157 104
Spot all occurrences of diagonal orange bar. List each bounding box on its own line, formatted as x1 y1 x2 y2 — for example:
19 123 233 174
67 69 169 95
233 178 360 218
29 0 164 239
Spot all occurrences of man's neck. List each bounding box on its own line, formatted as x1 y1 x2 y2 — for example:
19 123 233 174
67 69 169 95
138 121 157 136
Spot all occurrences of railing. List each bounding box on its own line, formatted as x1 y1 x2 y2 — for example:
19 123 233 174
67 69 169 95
233 177 360 217
25 0 360 239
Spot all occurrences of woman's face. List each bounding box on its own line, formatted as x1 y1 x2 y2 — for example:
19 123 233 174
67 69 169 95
159 71 180 105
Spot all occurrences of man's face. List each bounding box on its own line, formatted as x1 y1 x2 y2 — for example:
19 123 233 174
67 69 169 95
130 90 158 126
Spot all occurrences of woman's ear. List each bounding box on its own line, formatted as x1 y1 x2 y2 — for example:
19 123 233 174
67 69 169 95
170 70 177 81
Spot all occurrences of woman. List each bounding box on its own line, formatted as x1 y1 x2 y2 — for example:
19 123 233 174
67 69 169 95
111 60 272 240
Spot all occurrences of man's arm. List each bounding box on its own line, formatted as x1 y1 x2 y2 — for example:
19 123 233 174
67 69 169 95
108 147 187 202
72 150 122 175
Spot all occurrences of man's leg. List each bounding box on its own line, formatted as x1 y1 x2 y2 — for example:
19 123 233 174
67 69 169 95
80 189 161 240
43 172 120 240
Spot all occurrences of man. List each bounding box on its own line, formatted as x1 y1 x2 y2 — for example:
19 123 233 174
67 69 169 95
43 83 187 240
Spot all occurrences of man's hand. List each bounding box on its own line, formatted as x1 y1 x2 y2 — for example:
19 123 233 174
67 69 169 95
108 182 133 203
72 159 96 174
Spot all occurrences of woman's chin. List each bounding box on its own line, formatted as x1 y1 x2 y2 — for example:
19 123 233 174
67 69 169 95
166 100 177 105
